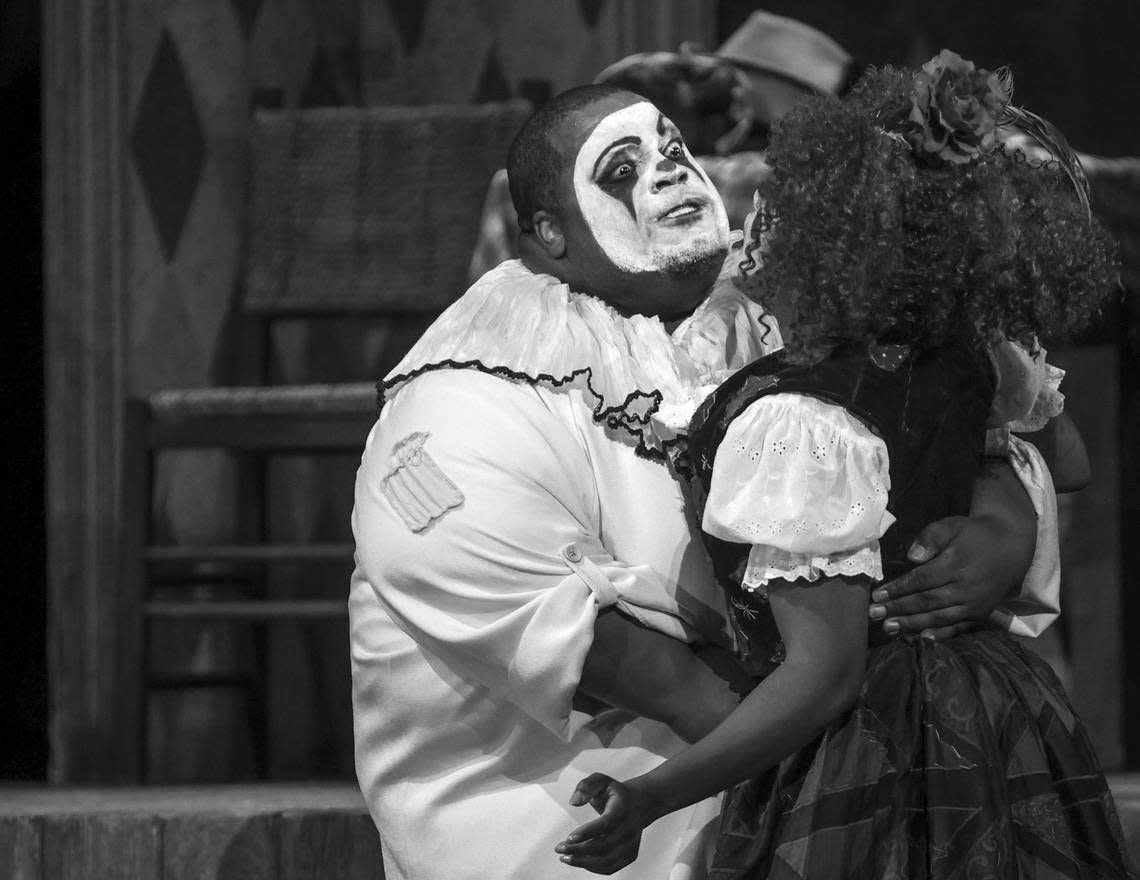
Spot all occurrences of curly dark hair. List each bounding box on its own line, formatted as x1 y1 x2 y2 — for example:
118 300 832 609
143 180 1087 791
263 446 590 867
738 66 1119 362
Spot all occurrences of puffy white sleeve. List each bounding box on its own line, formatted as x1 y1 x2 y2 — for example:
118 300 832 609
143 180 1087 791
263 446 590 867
702 393 895 593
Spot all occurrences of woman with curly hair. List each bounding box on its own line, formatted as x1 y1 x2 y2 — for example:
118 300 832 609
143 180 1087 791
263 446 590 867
555 53 1136 878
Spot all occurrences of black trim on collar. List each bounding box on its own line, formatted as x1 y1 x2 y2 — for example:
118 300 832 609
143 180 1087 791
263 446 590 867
378 359 686 465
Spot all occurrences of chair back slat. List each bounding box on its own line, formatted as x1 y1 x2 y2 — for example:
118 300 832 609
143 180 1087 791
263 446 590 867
245 101 532 315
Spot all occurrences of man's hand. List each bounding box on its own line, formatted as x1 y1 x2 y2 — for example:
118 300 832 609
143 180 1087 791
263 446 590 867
581 610 740 743
869 513 1035 641
555 774 662 874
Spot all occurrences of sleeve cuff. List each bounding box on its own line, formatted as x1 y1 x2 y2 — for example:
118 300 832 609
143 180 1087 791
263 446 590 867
740 541 884 594
561 538 730 646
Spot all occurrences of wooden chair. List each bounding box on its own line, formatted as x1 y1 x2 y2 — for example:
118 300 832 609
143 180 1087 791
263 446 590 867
120 101 532 782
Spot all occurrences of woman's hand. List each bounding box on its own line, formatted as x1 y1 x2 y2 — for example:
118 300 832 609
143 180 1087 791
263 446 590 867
554 773 663 874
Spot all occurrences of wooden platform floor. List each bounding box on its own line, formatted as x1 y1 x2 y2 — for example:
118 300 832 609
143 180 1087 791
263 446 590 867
1 778 1138 877
0 784 382 880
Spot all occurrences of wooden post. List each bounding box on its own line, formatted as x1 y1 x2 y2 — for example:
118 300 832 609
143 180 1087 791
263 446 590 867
42 0 136 781
42 815 160 880
1122 320 1140 769
0 816 42 880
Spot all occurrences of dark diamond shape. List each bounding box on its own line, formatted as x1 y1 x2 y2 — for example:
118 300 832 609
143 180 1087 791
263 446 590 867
474 47 511 103
130 29 207 262
517 78 552 111
250 87 284 111
386 0 428 54
301 50 344 107
228 0 266 40
579 0 607 29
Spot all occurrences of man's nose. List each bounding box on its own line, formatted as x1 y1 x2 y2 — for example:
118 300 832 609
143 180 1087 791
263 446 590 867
651 158 688 192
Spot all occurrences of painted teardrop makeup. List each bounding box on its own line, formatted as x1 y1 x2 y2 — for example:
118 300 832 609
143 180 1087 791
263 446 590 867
571 101 729 275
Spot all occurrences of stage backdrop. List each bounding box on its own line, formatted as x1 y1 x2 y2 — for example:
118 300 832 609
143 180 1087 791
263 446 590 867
44 0 714 783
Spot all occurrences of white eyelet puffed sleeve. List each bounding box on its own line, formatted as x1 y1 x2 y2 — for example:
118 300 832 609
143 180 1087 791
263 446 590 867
702 393 895 592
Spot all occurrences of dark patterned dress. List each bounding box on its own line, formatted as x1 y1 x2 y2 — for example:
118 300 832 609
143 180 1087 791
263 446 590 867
687 341 1137 880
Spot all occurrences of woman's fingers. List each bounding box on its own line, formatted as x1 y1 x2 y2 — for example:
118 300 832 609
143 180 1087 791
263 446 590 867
557 775 647 872
557 824 639 874
558 848 637 874
570 772 615 809
560 812 620 849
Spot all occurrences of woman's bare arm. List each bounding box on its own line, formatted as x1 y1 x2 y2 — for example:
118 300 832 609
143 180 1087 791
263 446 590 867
558 575 869 874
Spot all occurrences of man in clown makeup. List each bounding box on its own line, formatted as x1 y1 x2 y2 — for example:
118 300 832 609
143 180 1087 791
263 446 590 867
349 85 1060 880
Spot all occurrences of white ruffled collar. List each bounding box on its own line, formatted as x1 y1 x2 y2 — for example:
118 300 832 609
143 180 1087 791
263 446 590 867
382 248 781 460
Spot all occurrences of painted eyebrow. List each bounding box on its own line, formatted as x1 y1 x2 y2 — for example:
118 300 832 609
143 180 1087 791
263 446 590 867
592 136 641 178
657 114 682 141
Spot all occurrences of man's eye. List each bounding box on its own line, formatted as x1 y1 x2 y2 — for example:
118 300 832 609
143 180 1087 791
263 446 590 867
665 141 685 159
607 162 634 181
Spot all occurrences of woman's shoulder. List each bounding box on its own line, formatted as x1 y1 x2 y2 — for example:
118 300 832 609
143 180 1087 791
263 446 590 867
690 339 991 473
688 349 788 464
691 343 898 441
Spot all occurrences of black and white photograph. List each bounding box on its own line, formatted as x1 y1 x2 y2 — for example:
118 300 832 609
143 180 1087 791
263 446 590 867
3 0 1139 876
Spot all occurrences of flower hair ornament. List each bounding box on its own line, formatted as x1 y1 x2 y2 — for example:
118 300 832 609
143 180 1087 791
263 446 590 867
888 50 1091 216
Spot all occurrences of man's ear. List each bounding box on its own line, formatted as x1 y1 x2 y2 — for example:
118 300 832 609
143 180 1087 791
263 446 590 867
532 210 566 258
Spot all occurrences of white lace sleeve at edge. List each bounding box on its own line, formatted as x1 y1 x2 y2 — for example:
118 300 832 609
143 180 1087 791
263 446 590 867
988 337 1065 432
701 394 896 593
988 435 1060 637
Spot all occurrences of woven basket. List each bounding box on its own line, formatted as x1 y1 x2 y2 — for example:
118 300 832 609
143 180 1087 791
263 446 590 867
245 101 532 314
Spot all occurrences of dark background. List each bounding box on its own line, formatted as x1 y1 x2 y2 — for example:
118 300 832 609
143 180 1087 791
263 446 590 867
720 0 1140 157
3 0 1138 780
2 0 46 780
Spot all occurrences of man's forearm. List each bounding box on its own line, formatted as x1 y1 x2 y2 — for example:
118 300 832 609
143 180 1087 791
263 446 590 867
580 609 738 742
968 458 1038 596
971 459 1037 538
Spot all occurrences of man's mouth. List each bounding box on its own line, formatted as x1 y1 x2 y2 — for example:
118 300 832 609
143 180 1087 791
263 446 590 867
657 198 708 223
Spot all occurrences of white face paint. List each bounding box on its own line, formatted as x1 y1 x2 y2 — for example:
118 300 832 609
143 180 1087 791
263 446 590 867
571 102 730 274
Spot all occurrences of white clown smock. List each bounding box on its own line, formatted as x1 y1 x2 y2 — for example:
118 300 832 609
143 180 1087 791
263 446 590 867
349 253 1061 880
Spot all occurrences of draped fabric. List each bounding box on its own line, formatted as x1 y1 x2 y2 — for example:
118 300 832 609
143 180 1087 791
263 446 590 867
710 632 1137 880
689 342 1136 879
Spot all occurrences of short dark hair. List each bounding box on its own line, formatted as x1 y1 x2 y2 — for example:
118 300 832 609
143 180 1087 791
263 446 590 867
507 84 635 232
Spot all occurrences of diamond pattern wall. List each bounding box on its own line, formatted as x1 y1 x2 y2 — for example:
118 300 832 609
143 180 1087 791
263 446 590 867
385 0 428 53
130 29 207 261
125 0 652 401
121 0 684 782
125 0 363 783
361 0 626 105
229 0 266 39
